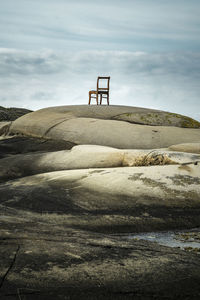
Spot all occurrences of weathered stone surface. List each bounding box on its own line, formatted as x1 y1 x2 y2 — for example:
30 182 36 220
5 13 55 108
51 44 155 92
0 163 200 232
0 136 75 159
8 104 200 127
168 143 200 154
9 105 200 149
1 105 200 299
0 106 32 121
113 111 200 128
0 122 11 136
0 144 199 182
1 209 200 300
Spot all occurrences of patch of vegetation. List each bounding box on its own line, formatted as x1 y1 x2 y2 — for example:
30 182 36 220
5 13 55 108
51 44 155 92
133 153 176 166
167 112 200 128
117 111 200 128
175 231 200 242
183 247 200 254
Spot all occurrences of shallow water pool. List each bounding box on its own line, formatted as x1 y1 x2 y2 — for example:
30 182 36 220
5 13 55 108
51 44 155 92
128 228 200 251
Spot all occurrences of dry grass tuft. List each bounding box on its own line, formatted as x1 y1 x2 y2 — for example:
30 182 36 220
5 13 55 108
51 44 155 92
133 154 176 166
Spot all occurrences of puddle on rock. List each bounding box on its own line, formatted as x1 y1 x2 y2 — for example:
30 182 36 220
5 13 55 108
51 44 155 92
128 228 200 253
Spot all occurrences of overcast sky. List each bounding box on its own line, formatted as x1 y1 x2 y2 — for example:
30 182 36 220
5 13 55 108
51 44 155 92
0 0 200 120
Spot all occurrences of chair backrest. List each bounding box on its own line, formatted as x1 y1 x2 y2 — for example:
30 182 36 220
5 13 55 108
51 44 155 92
97 77 110 91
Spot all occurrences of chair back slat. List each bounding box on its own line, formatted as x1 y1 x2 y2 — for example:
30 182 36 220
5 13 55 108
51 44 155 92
98 77 110 79
97 77 110 91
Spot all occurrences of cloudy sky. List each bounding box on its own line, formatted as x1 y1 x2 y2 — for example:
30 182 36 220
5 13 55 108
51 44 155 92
0 0 200 120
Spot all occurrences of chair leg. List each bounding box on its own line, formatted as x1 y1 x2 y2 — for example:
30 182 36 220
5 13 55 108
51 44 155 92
96 94 98 105
88 93 91 105
100 94 102 105
107 94 109 105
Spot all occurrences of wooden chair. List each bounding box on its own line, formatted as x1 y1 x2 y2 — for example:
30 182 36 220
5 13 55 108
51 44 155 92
88 77 110 105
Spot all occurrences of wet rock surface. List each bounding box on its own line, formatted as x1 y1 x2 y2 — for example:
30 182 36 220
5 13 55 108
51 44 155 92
1 105 200 299
128 229 200 253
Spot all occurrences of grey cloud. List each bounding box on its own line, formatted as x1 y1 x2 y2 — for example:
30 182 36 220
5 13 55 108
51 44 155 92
0 48 200 121
1 49 200 78
61 51 200 79
0 49 64 75
1 0 200 52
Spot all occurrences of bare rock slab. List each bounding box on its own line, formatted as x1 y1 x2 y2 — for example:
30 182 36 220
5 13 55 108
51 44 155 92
1 209 200 300
0 106 32 121
0 136 75 159
8 105 200 149
168 143 200 154
1 105 200 299
0 144 200 182
1 163 200 232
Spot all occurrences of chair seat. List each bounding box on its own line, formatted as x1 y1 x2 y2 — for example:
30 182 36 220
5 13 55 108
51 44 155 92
89 90 108 94
89 90 97 94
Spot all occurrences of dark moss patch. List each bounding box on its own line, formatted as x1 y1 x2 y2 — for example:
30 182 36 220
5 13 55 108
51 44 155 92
167 112 200 128
113 111 200 128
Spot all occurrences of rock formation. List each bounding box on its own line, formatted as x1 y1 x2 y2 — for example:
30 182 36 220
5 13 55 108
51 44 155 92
1 105 200 299
9 105 200 149
168 142 200 154
0 106 32 121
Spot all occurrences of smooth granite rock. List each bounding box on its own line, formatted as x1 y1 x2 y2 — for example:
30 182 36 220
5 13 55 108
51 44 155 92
168 143 200 154
0 144 199 182
0 163 200 231
0 106 32 121
9 105 200 149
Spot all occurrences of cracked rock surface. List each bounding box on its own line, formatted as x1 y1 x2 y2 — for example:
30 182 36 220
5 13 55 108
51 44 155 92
1 208 200 299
